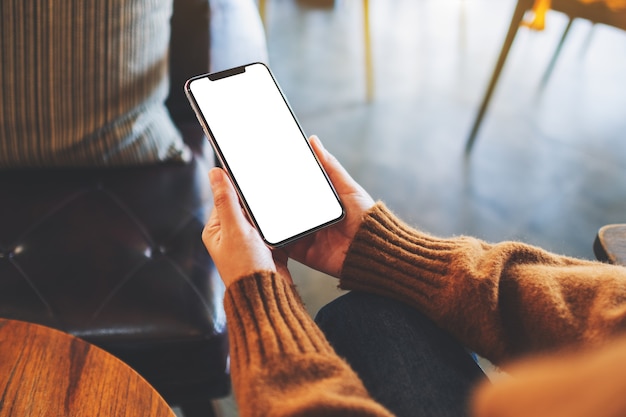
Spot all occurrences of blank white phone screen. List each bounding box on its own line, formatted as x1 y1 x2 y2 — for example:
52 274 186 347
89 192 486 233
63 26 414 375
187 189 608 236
188 63 343 246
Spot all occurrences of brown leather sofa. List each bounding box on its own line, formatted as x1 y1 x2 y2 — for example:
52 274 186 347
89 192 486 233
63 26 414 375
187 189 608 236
0 0 266 415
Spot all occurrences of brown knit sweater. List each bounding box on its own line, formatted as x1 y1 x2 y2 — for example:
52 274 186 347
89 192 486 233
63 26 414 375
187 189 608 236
225 202 626 417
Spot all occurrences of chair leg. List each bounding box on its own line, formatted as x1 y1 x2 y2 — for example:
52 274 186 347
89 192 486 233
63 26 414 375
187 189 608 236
465 0 533 154
259 0 267 27
538 17 574 91
579 23 596 58
363 0 374 102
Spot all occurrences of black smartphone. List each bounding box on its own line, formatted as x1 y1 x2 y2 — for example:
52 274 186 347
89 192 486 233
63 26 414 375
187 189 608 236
185 62 344 247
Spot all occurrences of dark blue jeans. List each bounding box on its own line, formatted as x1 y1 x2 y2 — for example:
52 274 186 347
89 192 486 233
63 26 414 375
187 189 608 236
315 291 487 417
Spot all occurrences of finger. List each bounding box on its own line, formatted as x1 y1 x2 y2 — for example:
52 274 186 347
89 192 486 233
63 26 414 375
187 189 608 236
309 136 374 205
209 167 249 230
309 135 356 191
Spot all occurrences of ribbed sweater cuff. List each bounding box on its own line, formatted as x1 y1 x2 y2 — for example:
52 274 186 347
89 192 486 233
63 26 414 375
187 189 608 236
339 202 460 314
224 272 335 366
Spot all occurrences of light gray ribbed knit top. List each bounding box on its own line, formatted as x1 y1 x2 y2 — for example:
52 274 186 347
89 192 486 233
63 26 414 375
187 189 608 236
0 0 190 167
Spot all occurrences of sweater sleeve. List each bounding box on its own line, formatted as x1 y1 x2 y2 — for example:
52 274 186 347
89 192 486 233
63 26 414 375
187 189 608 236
224 271 395 417
472 333 626 417
340 202 626 364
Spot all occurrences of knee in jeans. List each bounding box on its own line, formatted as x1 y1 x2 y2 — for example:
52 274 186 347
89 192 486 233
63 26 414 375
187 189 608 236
315 291 389 329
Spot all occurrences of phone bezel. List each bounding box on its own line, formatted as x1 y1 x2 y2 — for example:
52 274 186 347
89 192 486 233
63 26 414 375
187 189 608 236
184 62 345 247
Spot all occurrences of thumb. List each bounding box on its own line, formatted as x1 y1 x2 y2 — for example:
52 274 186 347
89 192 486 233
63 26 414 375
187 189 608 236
209 167 248 230
309 135 369 197
309 135 345 186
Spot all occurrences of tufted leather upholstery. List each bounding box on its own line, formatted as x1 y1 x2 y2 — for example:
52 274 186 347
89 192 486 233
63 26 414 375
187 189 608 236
0 123 230 411
0 124 230 398
0 0 244 414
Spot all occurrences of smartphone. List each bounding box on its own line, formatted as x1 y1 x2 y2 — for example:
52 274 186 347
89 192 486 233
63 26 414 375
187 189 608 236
185 63 344 247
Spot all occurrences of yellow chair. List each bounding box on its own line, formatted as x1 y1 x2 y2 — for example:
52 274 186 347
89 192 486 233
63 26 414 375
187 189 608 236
465 0 626 153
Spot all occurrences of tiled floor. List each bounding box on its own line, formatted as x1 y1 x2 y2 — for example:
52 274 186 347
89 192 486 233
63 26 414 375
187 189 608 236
212 0 626 415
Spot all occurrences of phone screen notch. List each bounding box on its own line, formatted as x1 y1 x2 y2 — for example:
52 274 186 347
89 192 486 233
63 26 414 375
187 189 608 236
208 65 247 81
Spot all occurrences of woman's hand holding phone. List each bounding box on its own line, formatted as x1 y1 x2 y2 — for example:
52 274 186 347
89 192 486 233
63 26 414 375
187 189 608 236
284 136 375 278
203 167 290 288
203 135 374 287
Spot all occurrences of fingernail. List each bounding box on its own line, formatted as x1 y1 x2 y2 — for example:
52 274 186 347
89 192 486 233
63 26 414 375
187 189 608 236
312 135 326 150
209 168 223 187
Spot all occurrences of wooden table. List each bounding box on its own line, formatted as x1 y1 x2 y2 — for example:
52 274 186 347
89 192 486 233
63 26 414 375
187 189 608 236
594 224 626 266
0 318 176 417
